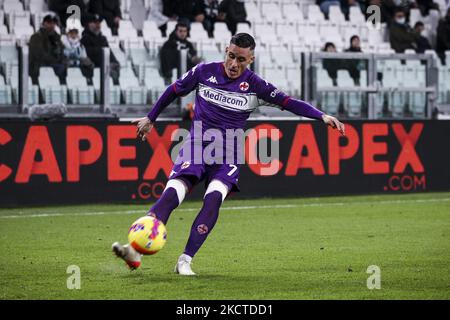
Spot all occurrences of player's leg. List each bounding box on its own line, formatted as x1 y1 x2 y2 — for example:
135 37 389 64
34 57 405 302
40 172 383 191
147 178 189 224
111 178 190 269
175 179 229 276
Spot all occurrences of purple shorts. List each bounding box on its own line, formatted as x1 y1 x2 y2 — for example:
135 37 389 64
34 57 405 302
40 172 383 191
169 160 240 193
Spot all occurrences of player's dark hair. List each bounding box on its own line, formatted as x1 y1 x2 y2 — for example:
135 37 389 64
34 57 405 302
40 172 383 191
414 21 424 28
230 33 256 51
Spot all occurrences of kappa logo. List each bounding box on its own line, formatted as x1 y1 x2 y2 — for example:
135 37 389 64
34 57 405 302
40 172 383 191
239 82 249 91
181 161 191 169
207 76 218 84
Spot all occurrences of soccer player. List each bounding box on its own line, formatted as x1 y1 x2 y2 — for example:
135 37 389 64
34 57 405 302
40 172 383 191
112 33 345 275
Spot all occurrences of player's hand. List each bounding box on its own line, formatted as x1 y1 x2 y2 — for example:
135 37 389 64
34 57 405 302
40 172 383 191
131 117 154 141
322 114 345 136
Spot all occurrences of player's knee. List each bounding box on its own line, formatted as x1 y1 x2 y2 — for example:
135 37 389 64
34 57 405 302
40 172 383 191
165 179 188 204
204 179 229 202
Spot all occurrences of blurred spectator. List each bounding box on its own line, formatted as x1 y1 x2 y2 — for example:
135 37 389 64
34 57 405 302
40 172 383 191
62 21 94 79
317 0 341 18
340 0 365 19
29 14 66 84
218 0 249 35
415 0 439 16
437 8 450 64
148 0 172 37
389 8 420 53
344 35 363 85
163 0 205 27
89 0 122 36
322 42 339 86
81 14 120 82
159 22 202 85
365 0 397 24
203 0 220 38
413 21 431 53
48 0 88 28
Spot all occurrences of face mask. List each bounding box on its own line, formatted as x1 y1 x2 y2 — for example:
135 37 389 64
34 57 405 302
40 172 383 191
68 37 80 46
396 17 406 24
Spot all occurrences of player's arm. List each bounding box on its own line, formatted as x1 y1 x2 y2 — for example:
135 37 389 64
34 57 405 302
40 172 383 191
255 78 345 136
133 64 202 141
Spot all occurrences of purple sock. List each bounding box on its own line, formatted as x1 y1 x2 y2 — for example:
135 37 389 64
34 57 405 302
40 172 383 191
183 191 223 258
147 188 179 224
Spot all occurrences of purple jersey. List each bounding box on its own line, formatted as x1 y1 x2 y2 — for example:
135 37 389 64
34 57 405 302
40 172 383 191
148 62 324 131
147 62 325 192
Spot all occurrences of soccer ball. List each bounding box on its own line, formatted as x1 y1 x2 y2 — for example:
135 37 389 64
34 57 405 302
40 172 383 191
128 216 167 255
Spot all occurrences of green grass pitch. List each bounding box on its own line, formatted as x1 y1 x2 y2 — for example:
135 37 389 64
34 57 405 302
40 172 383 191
0 192 449 300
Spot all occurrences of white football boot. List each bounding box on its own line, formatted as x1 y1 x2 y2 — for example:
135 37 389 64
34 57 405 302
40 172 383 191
174 253 196 276
112 242 142 270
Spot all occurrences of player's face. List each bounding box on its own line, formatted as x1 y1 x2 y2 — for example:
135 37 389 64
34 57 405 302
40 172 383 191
224 44 254 79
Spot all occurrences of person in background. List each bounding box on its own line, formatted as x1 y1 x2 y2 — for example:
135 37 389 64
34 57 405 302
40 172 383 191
81 14 120 82
29 14 66 84
203 0 220 38
389 8 420 53
415 0 439 16
62 20 95 79
413 21 431 53
159 22 202 85
437 8 450 64
365 0 396 24
48 0 89 29
148 0 172 37
344 35 364 86
218 0 249 35
322 42 339 86
89 0 122 36
163 0 205 28
317 0 341 18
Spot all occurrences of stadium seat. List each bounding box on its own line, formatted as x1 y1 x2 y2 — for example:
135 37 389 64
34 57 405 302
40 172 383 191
143 65 166 104
66 68 95 104
328 5 345 23
306 4 325 23
282 3 304 22
92 68 121 104
3 0 24 13
10 67 39 105
236 22 252 36
188 22 209 41
28 0 48 12
143 20 164 41
0 74 13 105
261 2 284 22
0 45 18 83
349 6 365 25
381 60 406 117
8 11 32 32
245 1 262 23
13 25 34 42
409 9 423 29
119 67 146 104
337 70 362 117
118 20 138 40
317 68 340 115
214 22 230 38
38 67 67 104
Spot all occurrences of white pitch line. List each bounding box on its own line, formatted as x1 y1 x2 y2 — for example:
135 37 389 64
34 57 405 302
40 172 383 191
0 198 449 219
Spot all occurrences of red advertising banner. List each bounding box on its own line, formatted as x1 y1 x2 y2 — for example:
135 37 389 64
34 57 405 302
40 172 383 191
0 120 449 206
